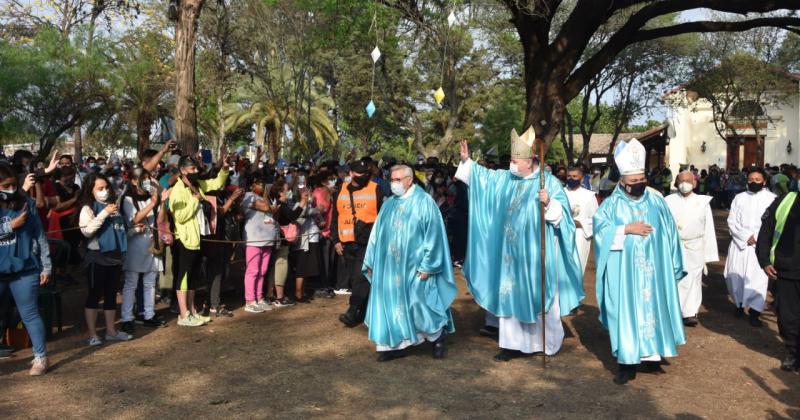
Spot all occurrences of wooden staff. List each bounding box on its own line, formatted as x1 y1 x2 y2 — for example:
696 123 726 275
538 138 547 368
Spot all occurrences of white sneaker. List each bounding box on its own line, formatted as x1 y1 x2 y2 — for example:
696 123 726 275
245 303 265 313
257 300 273 311
177 313 205 327
29 356 48 376
105 331 133 341
87 336 102 346
334 289 352 295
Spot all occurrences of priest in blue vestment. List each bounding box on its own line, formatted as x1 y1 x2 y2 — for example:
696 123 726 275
593 138 686 385
362 164 456 362
455 127 584 362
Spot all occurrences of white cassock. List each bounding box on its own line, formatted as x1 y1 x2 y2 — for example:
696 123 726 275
664 193 719 318
565 186 598 274
724 189 776 312
456 162 565 355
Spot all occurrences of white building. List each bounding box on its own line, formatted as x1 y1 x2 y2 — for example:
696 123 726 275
664 73 800 174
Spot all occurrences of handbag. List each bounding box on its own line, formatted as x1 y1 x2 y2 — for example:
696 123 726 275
348 189 373 246
281 223 300 243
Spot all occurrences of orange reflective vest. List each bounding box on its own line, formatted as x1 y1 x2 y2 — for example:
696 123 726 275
336 181 379 243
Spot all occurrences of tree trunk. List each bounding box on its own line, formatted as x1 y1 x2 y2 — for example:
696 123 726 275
267 123 279 165
174 0 206 156
216 94 225 155
136 113 153 159
73 126 82 163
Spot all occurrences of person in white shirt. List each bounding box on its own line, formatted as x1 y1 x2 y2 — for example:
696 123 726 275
120 169 166 333
79 173 132 345
665 171 719 327
724 167 776 327
564 166 598 275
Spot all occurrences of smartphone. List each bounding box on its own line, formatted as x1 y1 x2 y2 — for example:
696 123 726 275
201 149 212 165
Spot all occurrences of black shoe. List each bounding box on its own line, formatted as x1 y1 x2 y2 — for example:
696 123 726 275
479 325 499 337
296 295 312 304
120 321 135 335
339 311 360 328
213 306 234 318
749 310 763 328
614 364 637 385
201 306 211 317
134 314 146 325
432 335 447 359
142 316 167 328
640 361 666 374
682 317 699 327
0 344 14 359
493 348 523 362
734 307 745 318
377 350 407 362
780 351 798 372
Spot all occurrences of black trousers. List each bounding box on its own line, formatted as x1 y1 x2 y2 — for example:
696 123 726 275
341 243 369 310
86 263 122 310
776 278 800 352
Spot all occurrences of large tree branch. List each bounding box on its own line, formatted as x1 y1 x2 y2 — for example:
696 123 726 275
634 17 800 43
564 4 800 99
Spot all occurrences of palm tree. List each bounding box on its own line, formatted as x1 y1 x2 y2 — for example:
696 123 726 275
227 76 337 163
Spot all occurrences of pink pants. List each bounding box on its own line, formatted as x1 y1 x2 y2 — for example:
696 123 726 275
244 246 272 302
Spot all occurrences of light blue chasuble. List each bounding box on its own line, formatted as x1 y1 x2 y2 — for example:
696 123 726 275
593 186 686 364
362 185 456 348
463 161 584 323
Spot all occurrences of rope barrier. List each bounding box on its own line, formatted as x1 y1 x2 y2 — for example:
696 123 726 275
44 224 326 244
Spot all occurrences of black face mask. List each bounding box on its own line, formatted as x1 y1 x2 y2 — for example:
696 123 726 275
351 173 370 187
185 172 200 186
566 178 581 189
747 182 764 193
0 189 17 202
624 182 647 198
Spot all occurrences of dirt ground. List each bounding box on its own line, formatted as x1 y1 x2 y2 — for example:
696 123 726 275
1 210 798 419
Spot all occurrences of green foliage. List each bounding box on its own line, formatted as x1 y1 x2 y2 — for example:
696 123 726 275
0 27 109 155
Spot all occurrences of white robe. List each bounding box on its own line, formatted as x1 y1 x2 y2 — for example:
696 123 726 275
724 189 776 312
665 193 719 318
565 187 598 275
456 161 565 355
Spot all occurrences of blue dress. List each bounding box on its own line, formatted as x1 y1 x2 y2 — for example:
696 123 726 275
593 186 686 364
362 185 456 348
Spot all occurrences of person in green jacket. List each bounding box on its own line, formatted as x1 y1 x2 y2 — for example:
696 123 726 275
169 152 229 327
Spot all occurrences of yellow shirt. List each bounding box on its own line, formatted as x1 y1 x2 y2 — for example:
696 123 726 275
169 169 229 250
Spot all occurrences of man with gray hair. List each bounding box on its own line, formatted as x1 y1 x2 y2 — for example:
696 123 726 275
361 164 457 362
665 171 719 327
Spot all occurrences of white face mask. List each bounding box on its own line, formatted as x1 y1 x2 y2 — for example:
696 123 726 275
509 162 522 177
678 182 694 194
391 181 407 197
326 180 337 189
142 180 153 193
94 190 109 203
344 176 352 183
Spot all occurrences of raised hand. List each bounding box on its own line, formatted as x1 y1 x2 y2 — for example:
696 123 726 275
45 149 59 174
460 140 469 163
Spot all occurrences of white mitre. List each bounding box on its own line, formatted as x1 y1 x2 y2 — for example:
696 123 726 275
510 126 536 159
613 138 646 175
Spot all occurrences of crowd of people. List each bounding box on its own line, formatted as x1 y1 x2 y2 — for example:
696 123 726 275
0 133 799 384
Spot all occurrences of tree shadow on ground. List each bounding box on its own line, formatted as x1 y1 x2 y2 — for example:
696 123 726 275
1 290 670 419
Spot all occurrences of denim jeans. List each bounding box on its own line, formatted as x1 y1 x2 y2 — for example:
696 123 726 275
0 271 46 357
122 271 157 322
